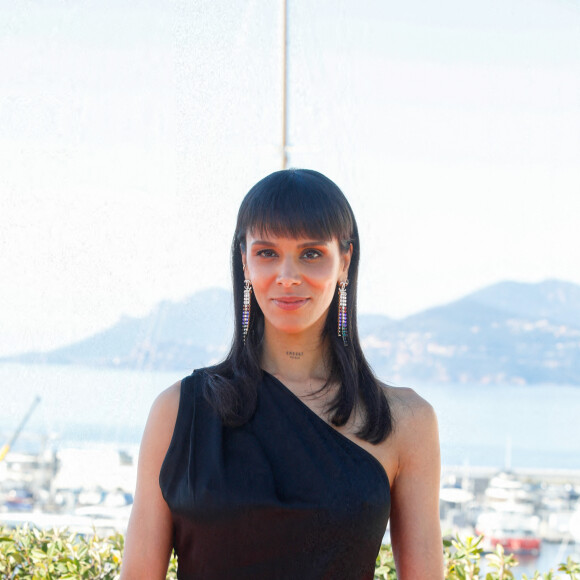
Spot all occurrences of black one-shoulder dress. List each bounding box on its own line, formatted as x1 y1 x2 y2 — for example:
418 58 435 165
159 368 391 580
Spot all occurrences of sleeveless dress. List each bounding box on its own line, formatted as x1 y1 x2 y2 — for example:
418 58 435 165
159 368 391 580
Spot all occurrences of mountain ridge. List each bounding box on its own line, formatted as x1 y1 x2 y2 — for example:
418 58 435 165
4 279 580 385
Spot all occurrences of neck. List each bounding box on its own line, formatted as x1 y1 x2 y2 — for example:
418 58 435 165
260 320 331 390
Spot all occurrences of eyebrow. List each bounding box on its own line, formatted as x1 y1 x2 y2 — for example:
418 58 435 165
250 240 330 249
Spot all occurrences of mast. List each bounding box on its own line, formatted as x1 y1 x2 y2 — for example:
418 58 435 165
281 0 288 169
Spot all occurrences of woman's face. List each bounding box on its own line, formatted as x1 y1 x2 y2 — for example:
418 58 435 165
242 231 352 337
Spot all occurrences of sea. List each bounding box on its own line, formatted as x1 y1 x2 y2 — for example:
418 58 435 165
1 362 579 576
2 362 578 470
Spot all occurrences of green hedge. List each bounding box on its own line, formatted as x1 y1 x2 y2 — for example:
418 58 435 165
0 525 578 579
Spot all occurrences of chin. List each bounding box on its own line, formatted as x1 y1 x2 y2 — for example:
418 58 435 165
268 321 307 335
266 313 327 337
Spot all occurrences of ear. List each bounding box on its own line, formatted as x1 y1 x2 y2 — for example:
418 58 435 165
240 248 249 278
340 243 353 280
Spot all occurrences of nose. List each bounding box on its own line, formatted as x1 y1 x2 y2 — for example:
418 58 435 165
276 257 301 287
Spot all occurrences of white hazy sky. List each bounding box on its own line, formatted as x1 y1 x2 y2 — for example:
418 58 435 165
1 0 579 356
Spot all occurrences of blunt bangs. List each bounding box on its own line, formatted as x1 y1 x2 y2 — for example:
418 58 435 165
236 169 354 249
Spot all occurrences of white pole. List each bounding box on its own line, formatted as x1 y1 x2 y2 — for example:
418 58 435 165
281 0 288 169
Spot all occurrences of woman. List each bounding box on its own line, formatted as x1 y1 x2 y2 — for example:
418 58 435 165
121 169 443 579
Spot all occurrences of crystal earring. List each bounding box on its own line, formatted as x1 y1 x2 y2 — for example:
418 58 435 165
242 279 252 343
338 280 349 347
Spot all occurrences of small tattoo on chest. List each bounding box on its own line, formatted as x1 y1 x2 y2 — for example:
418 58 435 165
286 351 303 360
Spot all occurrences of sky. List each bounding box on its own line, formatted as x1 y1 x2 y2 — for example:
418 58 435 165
1 0 579 356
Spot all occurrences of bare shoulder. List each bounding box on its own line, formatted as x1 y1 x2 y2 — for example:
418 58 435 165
378 381 439 462
380 382 437 430
130 381 183 489
142 380 182 450
153 380 181 416
378 382 440 483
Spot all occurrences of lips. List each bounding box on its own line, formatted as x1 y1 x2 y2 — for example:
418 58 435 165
272 297 310 311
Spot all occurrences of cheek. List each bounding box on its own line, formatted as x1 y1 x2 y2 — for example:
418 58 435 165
305 262 340 289
247 265 276 302
249 263 275 284
303 275 338 307
246 257 270 280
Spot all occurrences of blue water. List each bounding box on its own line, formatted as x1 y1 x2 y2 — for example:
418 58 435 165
412 381 580 470
0 364 580 469
1 363 579 470
1 362 579 578
0 363 184 452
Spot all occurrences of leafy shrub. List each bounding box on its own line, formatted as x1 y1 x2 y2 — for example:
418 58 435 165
1 526 578 579
0 526 177 580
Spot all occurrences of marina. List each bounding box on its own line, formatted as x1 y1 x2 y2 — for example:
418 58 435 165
1 363 579 575
0 447 134 537
2 447 579 566
440 465 580 546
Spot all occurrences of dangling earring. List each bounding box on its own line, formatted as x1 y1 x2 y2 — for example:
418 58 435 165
242 279 252 343
338 280 349 347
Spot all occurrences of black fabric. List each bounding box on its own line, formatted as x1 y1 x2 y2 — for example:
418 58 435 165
159 368 391 580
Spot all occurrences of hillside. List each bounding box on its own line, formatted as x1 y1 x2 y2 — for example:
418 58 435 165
364 280 580 384
5 280 580 385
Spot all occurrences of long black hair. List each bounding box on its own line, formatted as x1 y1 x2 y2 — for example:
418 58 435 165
205 168 393 444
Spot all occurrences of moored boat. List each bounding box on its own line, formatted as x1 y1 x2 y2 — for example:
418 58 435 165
476 511 541 555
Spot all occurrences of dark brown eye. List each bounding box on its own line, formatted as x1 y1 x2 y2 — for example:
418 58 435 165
256 249 277 258
303 249 323 260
